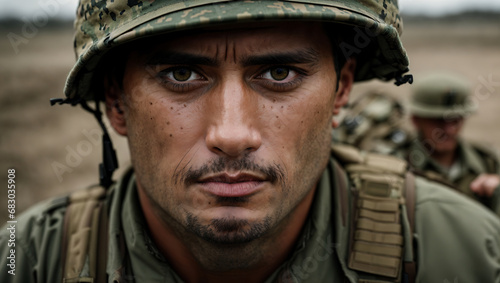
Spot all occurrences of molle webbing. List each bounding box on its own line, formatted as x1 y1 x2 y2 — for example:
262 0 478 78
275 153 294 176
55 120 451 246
61 186 108 283
331 144 409 282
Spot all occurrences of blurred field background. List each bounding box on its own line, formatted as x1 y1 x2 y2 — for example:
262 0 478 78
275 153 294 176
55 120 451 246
1 12 500 225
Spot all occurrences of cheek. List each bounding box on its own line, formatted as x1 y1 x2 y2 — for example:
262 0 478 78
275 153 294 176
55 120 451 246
284 87 335 145
263 87 335 167
123 84 203 178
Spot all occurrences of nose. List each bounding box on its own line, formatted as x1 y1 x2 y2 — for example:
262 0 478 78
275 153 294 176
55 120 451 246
205 79 262 158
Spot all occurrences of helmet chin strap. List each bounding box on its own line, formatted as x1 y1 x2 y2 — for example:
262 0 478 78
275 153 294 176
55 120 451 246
50 98 119 188
394 71 414 86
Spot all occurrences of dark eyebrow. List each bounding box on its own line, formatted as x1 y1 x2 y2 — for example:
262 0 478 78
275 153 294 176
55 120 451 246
146 52 218 66
241 49 320 67
145 49 320 67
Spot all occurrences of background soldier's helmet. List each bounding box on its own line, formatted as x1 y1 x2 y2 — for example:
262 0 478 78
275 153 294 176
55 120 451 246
409 72 477 118
65 0 410 102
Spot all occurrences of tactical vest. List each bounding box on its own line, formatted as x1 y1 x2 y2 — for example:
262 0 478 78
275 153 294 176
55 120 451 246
59 145 417 283
331 144 416 283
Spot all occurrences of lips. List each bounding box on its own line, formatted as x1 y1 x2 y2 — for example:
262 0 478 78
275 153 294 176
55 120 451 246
198 173 265 197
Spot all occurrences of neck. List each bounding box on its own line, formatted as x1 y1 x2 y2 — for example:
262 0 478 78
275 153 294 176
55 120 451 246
137 185 317 283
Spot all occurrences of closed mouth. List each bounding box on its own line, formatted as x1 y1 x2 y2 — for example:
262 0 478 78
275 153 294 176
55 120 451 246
197 172 266 197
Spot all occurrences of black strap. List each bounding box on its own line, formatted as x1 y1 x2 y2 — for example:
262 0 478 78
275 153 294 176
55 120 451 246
51 98 118 189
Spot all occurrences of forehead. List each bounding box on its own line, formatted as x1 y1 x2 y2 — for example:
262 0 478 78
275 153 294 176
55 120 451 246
128 21 332 60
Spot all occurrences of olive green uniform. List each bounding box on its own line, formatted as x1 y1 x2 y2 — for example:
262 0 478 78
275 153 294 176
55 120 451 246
2 155 500 282
393 139 500 215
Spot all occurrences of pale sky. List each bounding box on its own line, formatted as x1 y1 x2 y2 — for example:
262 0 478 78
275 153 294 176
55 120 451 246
0 0 499 19
399 0 500 15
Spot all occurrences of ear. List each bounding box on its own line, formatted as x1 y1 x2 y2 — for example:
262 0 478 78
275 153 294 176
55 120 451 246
332 58 356 128
104 77 128 136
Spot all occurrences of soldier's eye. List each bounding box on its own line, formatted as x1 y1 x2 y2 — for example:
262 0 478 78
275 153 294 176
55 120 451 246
172 68 192 81
163 67 203 82
255 66 305 92
261 66 292 81
270 67 289 81
156 66 207 93
158 66 204 83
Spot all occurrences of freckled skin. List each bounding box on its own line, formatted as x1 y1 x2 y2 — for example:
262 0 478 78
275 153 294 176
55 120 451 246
107 22 353 282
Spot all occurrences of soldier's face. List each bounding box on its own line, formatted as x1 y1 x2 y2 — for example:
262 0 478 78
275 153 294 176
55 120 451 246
108 22 353 249
412 116 464 154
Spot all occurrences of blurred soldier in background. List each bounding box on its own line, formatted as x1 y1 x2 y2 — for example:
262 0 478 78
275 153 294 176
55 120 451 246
393 72 500 213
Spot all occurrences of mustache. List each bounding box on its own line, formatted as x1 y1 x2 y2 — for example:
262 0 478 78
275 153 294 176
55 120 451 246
178 157 285 186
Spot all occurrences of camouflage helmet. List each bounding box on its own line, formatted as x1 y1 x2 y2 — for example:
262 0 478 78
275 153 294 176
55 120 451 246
409 72 477 119
64 0 410 102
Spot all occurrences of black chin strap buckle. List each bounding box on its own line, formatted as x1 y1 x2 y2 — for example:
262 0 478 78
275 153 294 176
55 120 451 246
99 132 118 188
394 73 414 86
49 98 67 106
50 97 81 106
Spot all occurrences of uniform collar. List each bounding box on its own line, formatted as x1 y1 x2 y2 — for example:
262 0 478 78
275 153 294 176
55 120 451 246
106 168 134 283
106 169 184 282
121 173 185 282
266 159 342 282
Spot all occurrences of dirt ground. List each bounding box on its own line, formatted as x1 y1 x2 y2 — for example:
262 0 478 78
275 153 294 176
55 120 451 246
1 16 500 225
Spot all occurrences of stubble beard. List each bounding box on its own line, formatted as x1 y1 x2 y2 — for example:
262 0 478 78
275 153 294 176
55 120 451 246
178 157 287 270
136 156 287 270
186 212 273 244
184 212 276 270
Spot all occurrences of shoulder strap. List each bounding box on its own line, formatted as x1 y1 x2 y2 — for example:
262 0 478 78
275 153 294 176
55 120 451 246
331 144 416 283
61 186 109 283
